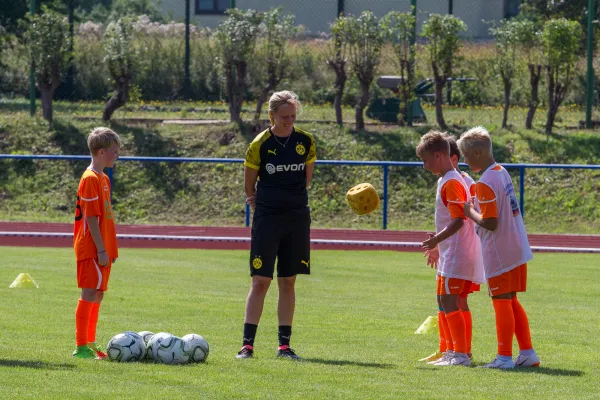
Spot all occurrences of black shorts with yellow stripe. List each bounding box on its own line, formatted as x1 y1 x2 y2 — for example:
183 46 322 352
249 210 311 278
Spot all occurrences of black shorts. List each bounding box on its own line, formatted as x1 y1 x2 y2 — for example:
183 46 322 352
249 211 311 278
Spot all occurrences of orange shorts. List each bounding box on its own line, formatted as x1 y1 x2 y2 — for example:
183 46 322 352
77 258 112 291
459 282 481 298
487 263 527 297
436 275 472 296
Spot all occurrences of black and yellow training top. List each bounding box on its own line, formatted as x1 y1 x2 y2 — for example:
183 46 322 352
244 127 316 214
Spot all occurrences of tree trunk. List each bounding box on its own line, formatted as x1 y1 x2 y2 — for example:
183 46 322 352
399 60 413 126
502 76 511 129
434 78 446 130
224 64 239 125
526 64 541 130
39 73 61 124
254 89 270 124
254 73 281 124
546 67 569 136
334 79 346 126
334 65 347 126
545 66 555 135
103 75 130 121
545 105 557 135
327 59 347 126
226 61 247 127
40 86 54 123
355 79 371 130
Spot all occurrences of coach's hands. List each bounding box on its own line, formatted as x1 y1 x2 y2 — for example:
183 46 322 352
424 246 439 269
246 195 256 210
97 250 109 266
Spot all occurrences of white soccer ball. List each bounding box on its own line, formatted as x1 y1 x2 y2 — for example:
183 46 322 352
138 331 155 344
138 331 155 359
106 332 146 362
153 335 189 365
182 334 209 363
146 332 171 361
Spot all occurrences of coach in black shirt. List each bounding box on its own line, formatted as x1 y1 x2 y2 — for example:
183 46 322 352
235 91 316 360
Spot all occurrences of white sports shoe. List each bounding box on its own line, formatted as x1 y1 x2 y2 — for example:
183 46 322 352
428 351 453 365
479 357 515 369
514 352 540 368
450 353 472 367
435 352 471 367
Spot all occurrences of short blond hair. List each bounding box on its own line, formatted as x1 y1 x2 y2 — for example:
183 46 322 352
268 90 302 124
88 127 121 155
457 126 492 155
416 131 450 158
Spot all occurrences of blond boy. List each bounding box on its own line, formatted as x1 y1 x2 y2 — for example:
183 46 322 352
458 126 540 369
72 127 120 359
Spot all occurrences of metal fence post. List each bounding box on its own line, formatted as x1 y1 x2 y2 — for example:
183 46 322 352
29 0 36 117
383 164 389 229
519 167 525 218
338 0 344 16
106 167 114 201
407 0 417 126
245 203 250 227
585 0 595 128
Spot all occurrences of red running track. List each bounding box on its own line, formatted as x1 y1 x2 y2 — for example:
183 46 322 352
1 222 599 253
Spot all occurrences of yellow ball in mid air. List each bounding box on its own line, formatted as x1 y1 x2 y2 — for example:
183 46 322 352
346 183 380 215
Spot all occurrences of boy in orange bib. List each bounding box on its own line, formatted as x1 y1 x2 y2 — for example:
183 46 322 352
417 132 485 367
72 127 120 359
421 135 482 363
458 126 540 369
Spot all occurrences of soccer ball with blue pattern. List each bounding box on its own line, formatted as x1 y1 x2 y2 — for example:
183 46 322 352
137 331 155 359
146 332 171 361
182 334 209 363
106 332 146 362
153 334 188 365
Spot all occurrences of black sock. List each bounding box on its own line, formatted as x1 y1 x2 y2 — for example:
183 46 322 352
278 325 292 347
243 323 258 347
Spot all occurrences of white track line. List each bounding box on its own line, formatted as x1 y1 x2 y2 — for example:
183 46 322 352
1 231 599 253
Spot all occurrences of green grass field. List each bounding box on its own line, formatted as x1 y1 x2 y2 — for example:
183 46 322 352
0 247 599 399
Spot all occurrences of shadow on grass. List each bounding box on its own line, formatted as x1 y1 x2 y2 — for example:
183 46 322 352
516 130 600 164
109 122 186 202
51 119 89 155
0 359 76 370
502 367 585 377
0 102 30 113
302 358 395 369
418 364 584 377
49 119 92 179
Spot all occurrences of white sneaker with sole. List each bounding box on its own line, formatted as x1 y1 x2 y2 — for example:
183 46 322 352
514 352 540 368
436 352 471 367
427 351 453 365
450 353 472 367
479 357 515 369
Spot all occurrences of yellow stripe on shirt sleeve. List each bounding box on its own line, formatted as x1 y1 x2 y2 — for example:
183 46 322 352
244 161 260 170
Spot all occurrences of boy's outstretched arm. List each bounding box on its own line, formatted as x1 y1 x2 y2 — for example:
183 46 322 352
422 218 464 250
464 202 498 231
